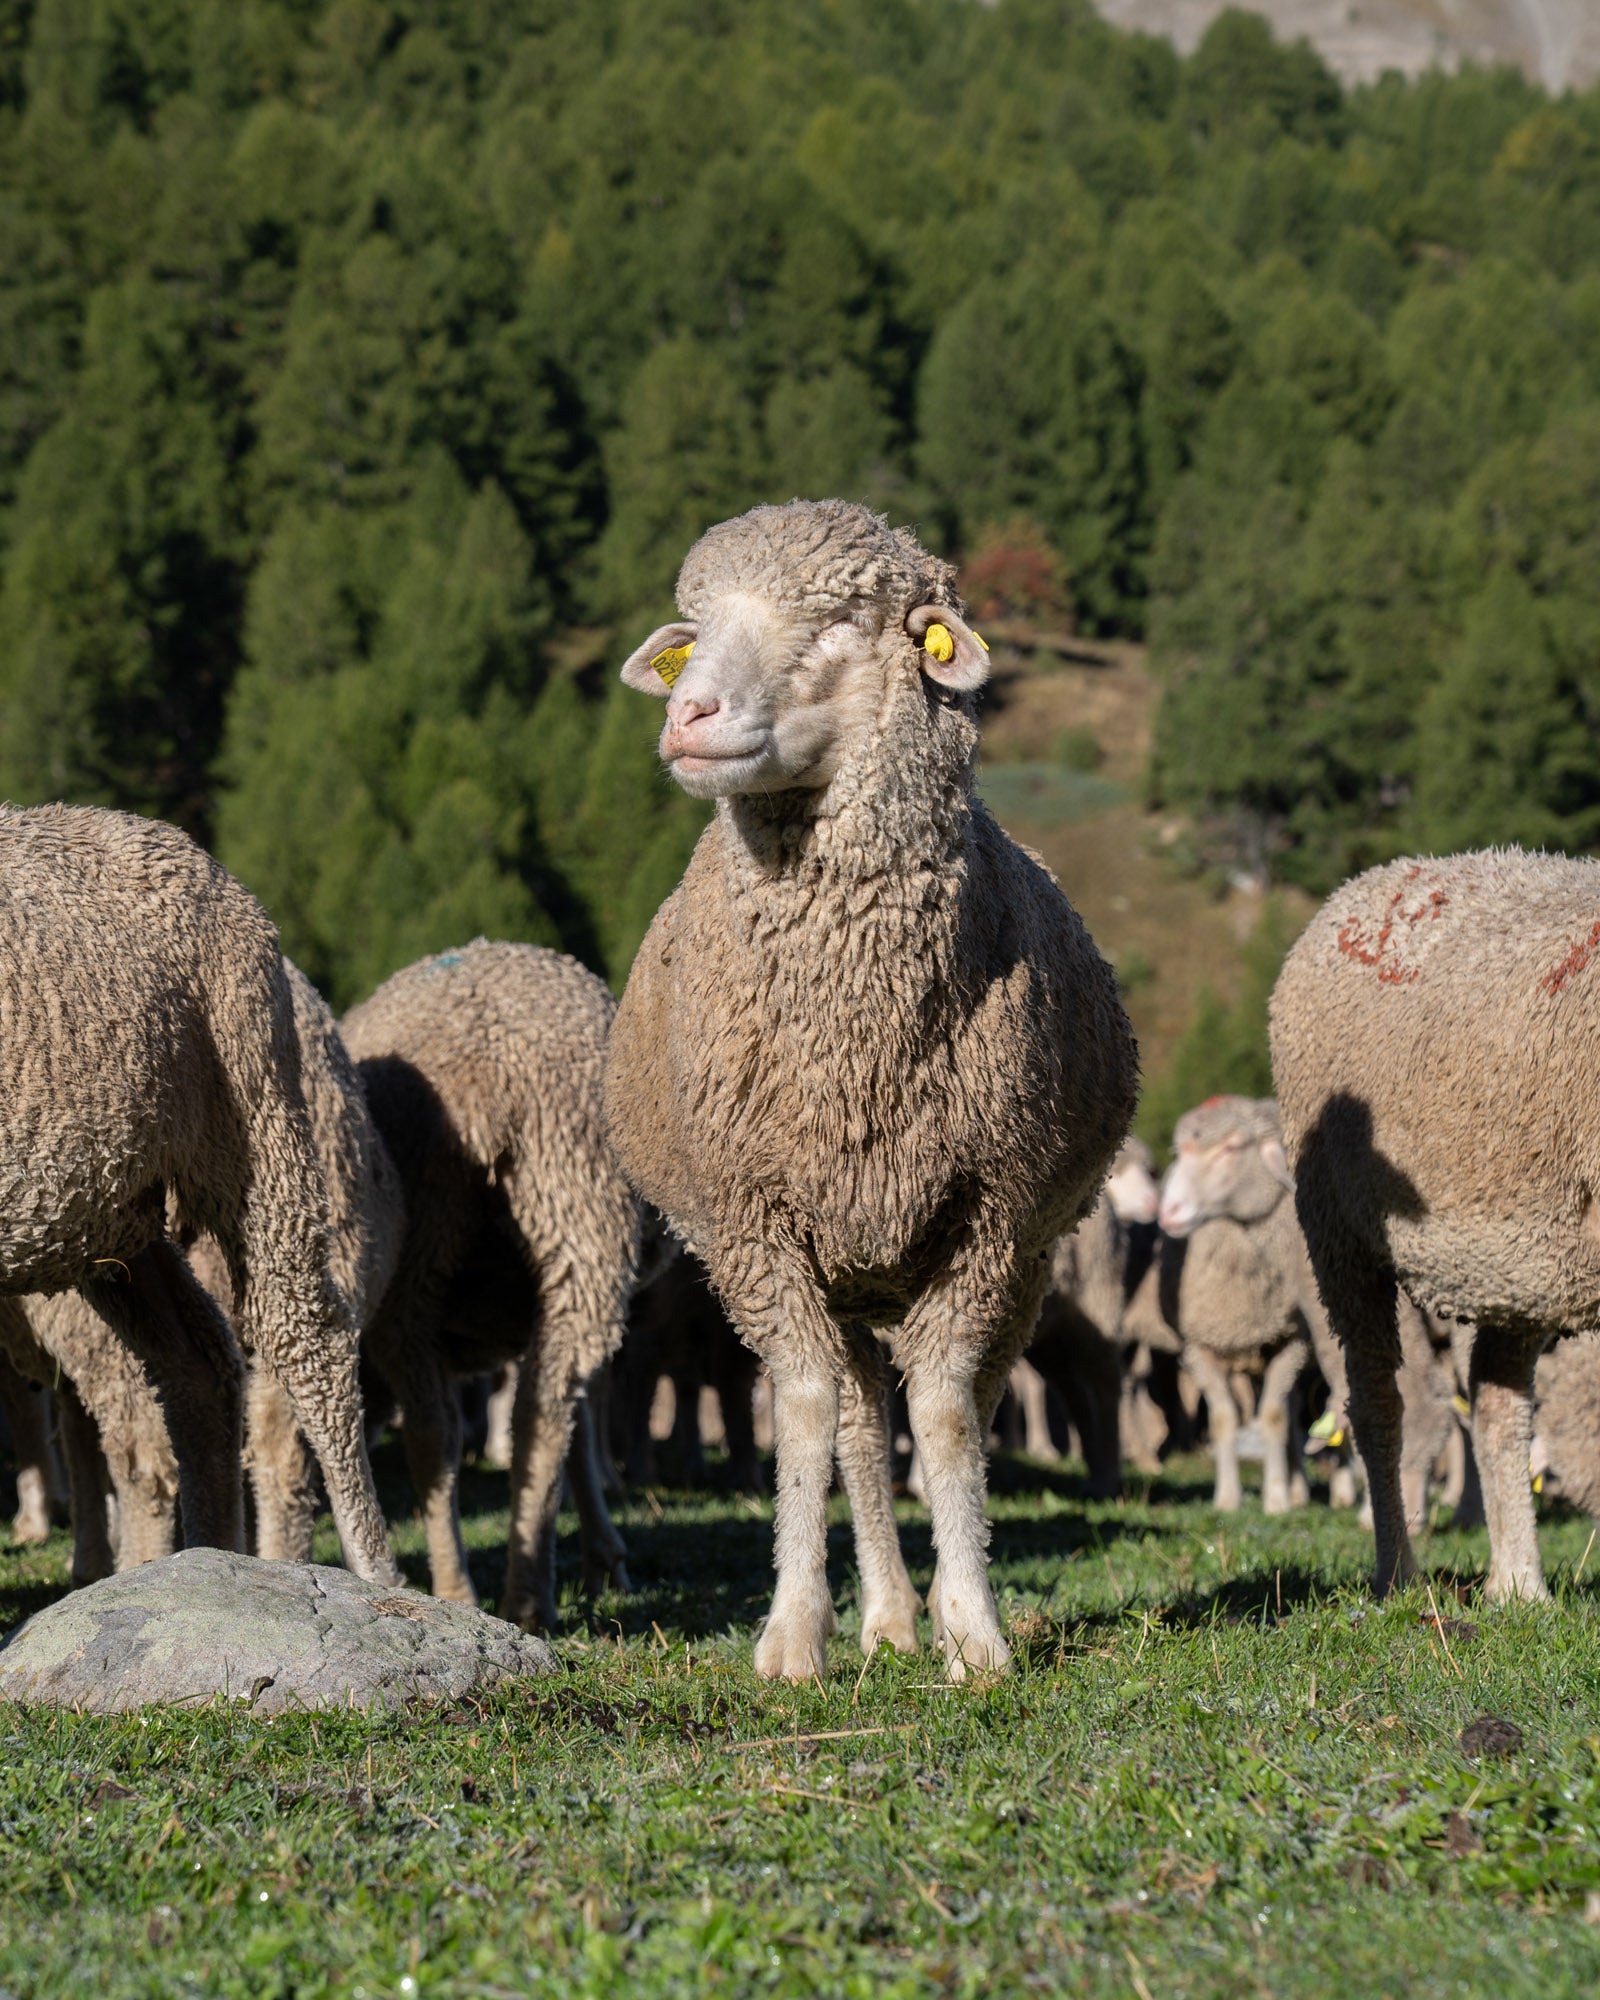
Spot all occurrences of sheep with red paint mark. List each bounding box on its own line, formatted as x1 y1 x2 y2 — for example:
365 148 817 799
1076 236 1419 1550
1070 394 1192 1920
1272 847 1600 1603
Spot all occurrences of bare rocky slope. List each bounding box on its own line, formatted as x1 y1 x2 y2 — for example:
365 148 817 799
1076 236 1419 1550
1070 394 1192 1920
1087 0 1600 93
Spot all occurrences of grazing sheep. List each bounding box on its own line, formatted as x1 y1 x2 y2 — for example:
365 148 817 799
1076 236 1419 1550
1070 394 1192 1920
0 804 396 1581
1027 1138 1160 1496
604 499 1138 1680
1270 848 1600 1601
343 939 641 1631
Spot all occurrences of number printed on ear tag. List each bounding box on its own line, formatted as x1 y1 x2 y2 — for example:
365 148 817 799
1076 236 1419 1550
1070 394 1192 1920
651 642 694 688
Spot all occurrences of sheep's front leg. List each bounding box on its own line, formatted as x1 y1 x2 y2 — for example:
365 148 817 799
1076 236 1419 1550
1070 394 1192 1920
567 1395 631 1597
836 1329 920 1656
754 1361 841 1680
1467 1325 1548 1604
1258 1335 1310 1515
1183 1346 1242 1513
901 1253 1048 1683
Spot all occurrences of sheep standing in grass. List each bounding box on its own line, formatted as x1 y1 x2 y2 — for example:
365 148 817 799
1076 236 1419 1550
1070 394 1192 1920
0 805 396 1580
343 940 640 1630
1156 1097 1338 1514
1026 1138 1160 1496
1270 849 1600 1601
604 500 1138 1681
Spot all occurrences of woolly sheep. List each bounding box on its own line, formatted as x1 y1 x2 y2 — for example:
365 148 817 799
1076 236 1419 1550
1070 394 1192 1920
1269 848 1600 1600
604 500 1138 1680
1027 1138 1160 1496
0 804 396 1581
343 939 641 1631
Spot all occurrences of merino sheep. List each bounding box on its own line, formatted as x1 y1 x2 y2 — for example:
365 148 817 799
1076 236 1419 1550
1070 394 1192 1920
1531 1332 1600 1523
342 939 641 1631
604 499 1138 1680
1270 848 1600 1601
1026 1138 1160 1496
0 1350 67 1545
0 804 396 1580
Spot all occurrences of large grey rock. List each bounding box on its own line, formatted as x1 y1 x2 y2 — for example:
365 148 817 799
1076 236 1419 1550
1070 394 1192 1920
0 1548 558 1714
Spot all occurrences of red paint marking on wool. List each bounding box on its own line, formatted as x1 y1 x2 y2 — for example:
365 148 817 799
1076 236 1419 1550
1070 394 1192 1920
1335 873 1447 986
1540 917 1600 996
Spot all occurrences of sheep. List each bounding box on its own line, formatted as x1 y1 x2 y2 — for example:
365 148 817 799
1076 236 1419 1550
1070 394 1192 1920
1153 1097 1329 1514
1269 847 1600 1601
0 1349 67 1545
341 938 641 1631
604 499 1138 1680
0 804 396 1581
1531 1333 1600 1524
1025 1138 1160 1496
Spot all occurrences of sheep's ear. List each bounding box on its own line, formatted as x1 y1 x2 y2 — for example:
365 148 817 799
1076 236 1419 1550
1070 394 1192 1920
906 604 991 692
1259 1134 1295 1191
621 621 699 698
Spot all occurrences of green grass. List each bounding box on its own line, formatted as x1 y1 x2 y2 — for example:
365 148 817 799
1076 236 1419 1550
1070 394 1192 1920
5 1447 1600 1997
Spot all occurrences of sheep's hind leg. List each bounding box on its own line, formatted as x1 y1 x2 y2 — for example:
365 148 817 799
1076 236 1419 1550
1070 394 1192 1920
81 1242 245 1554
836 1328 920 1657
1467 1325 1549 1604
54 1378 115 1584
244 1360 319 1563
568 1394 631 1598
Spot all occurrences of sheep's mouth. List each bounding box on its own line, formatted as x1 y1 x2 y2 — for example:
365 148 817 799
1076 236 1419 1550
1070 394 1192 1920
665 738 780 796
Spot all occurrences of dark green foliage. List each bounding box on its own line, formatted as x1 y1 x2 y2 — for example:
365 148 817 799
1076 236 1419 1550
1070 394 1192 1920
4 0 1600 994
1136 898 1303 1156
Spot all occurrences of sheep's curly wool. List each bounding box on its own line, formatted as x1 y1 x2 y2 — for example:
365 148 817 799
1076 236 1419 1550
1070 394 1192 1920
1272 847 1600 1600
606 501 1138 1678
344 939 640 1630
0 804 395 1582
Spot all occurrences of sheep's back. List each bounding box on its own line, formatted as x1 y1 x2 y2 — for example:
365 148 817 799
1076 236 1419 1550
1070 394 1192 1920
1272 848 1600 1327
0 805 284 1288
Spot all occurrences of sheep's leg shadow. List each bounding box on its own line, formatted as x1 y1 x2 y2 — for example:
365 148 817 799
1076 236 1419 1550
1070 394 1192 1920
1467 1324 1549 1604
836 1325 920 1657
81 1241 245 1554
1258 1335 1310 1516
1183 1346 1242 1513
1316 1258 1416 1594
899 1248 1049 1682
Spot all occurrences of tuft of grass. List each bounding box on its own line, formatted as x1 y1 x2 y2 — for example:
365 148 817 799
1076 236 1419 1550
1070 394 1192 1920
4 1445 1600 1996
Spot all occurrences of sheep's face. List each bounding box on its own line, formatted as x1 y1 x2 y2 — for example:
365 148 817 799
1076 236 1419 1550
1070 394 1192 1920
1157 1097 1293 1238
618 504 988 801
1105 1140 1160 1227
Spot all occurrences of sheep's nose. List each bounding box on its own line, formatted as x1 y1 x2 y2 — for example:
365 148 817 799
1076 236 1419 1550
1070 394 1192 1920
667 690 721 728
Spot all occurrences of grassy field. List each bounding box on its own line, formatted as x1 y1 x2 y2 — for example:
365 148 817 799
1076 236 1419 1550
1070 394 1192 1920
4 1445 1600 1998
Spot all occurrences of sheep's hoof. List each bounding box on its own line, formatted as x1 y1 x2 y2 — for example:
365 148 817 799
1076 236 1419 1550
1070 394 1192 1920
859 1585 921 1657
940 1624 1011 1683
1483 1569 1553 1607
583 1555 632 1596
753 1594 837 1681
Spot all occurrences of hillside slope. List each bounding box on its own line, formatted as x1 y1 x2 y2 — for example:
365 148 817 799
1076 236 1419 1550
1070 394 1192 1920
974 640 1311 1092
1087 0 1600 90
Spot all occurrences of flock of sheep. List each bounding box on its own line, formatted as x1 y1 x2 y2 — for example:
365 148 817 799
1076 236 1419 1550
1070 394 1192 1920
3 498 1599 1690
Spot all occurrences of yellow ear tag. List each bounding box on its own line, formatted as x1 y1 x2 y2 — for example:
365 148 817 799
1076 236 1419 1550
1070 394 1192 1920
650 641 694 689
975 630 989 652
923 622 955 664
